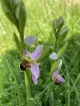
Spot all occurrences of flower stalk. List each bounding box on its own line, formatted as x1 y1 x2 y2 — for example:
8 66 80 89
24 70 31 102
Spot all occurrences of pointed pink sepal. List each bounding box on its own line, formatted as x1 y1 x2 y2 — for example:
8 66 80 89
30 62 40 79
32 75 38 84
52 70 58 80
59 76 65 82
31 45 43 60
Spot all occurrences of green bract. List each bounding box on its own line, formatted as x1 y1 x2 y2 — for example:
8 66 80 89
57 42 68 58
50 59 60 75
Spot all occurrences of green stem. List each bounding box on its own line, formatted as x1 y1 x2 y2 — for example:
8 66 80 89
24 71 31 102
24 71 35 106
67 71 70 106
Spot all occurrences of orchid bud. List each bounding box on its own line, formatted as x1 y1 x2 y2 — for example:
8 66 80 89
53 16 64 36
57 26 69 43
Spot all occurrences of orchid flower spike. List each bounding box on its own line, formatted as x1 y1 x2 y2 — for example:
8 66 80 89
52 60 65 85
23 45 43 85
49 52 58 60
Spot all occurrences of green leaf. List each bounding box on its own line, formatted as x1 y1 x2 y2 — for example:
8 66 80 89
13 0 19 5
18 0 26 43
57 42 68 58
1 0 13 12
50 60 60 75
1 0 18 27
15 3 20 20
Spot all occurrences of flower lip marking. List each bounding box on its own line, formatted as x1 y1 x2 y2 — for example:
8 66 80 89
52 70 65 85
55 79 61 85
20 59 31 71
54 75 64 85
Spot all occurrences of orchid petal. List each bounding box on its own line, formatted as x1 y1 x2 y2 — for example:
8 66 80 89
24 36 38 46
49 52 58 60
30 62 40 79
52 70 58 80
32 75 38 84
31 45 43 60
23 50 32 57
58 59 62 70
59 75 65 82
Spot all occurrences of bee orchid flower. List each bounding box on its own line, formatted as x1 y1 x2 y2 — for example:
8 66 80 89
23 45 43 85
52 60 65 85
